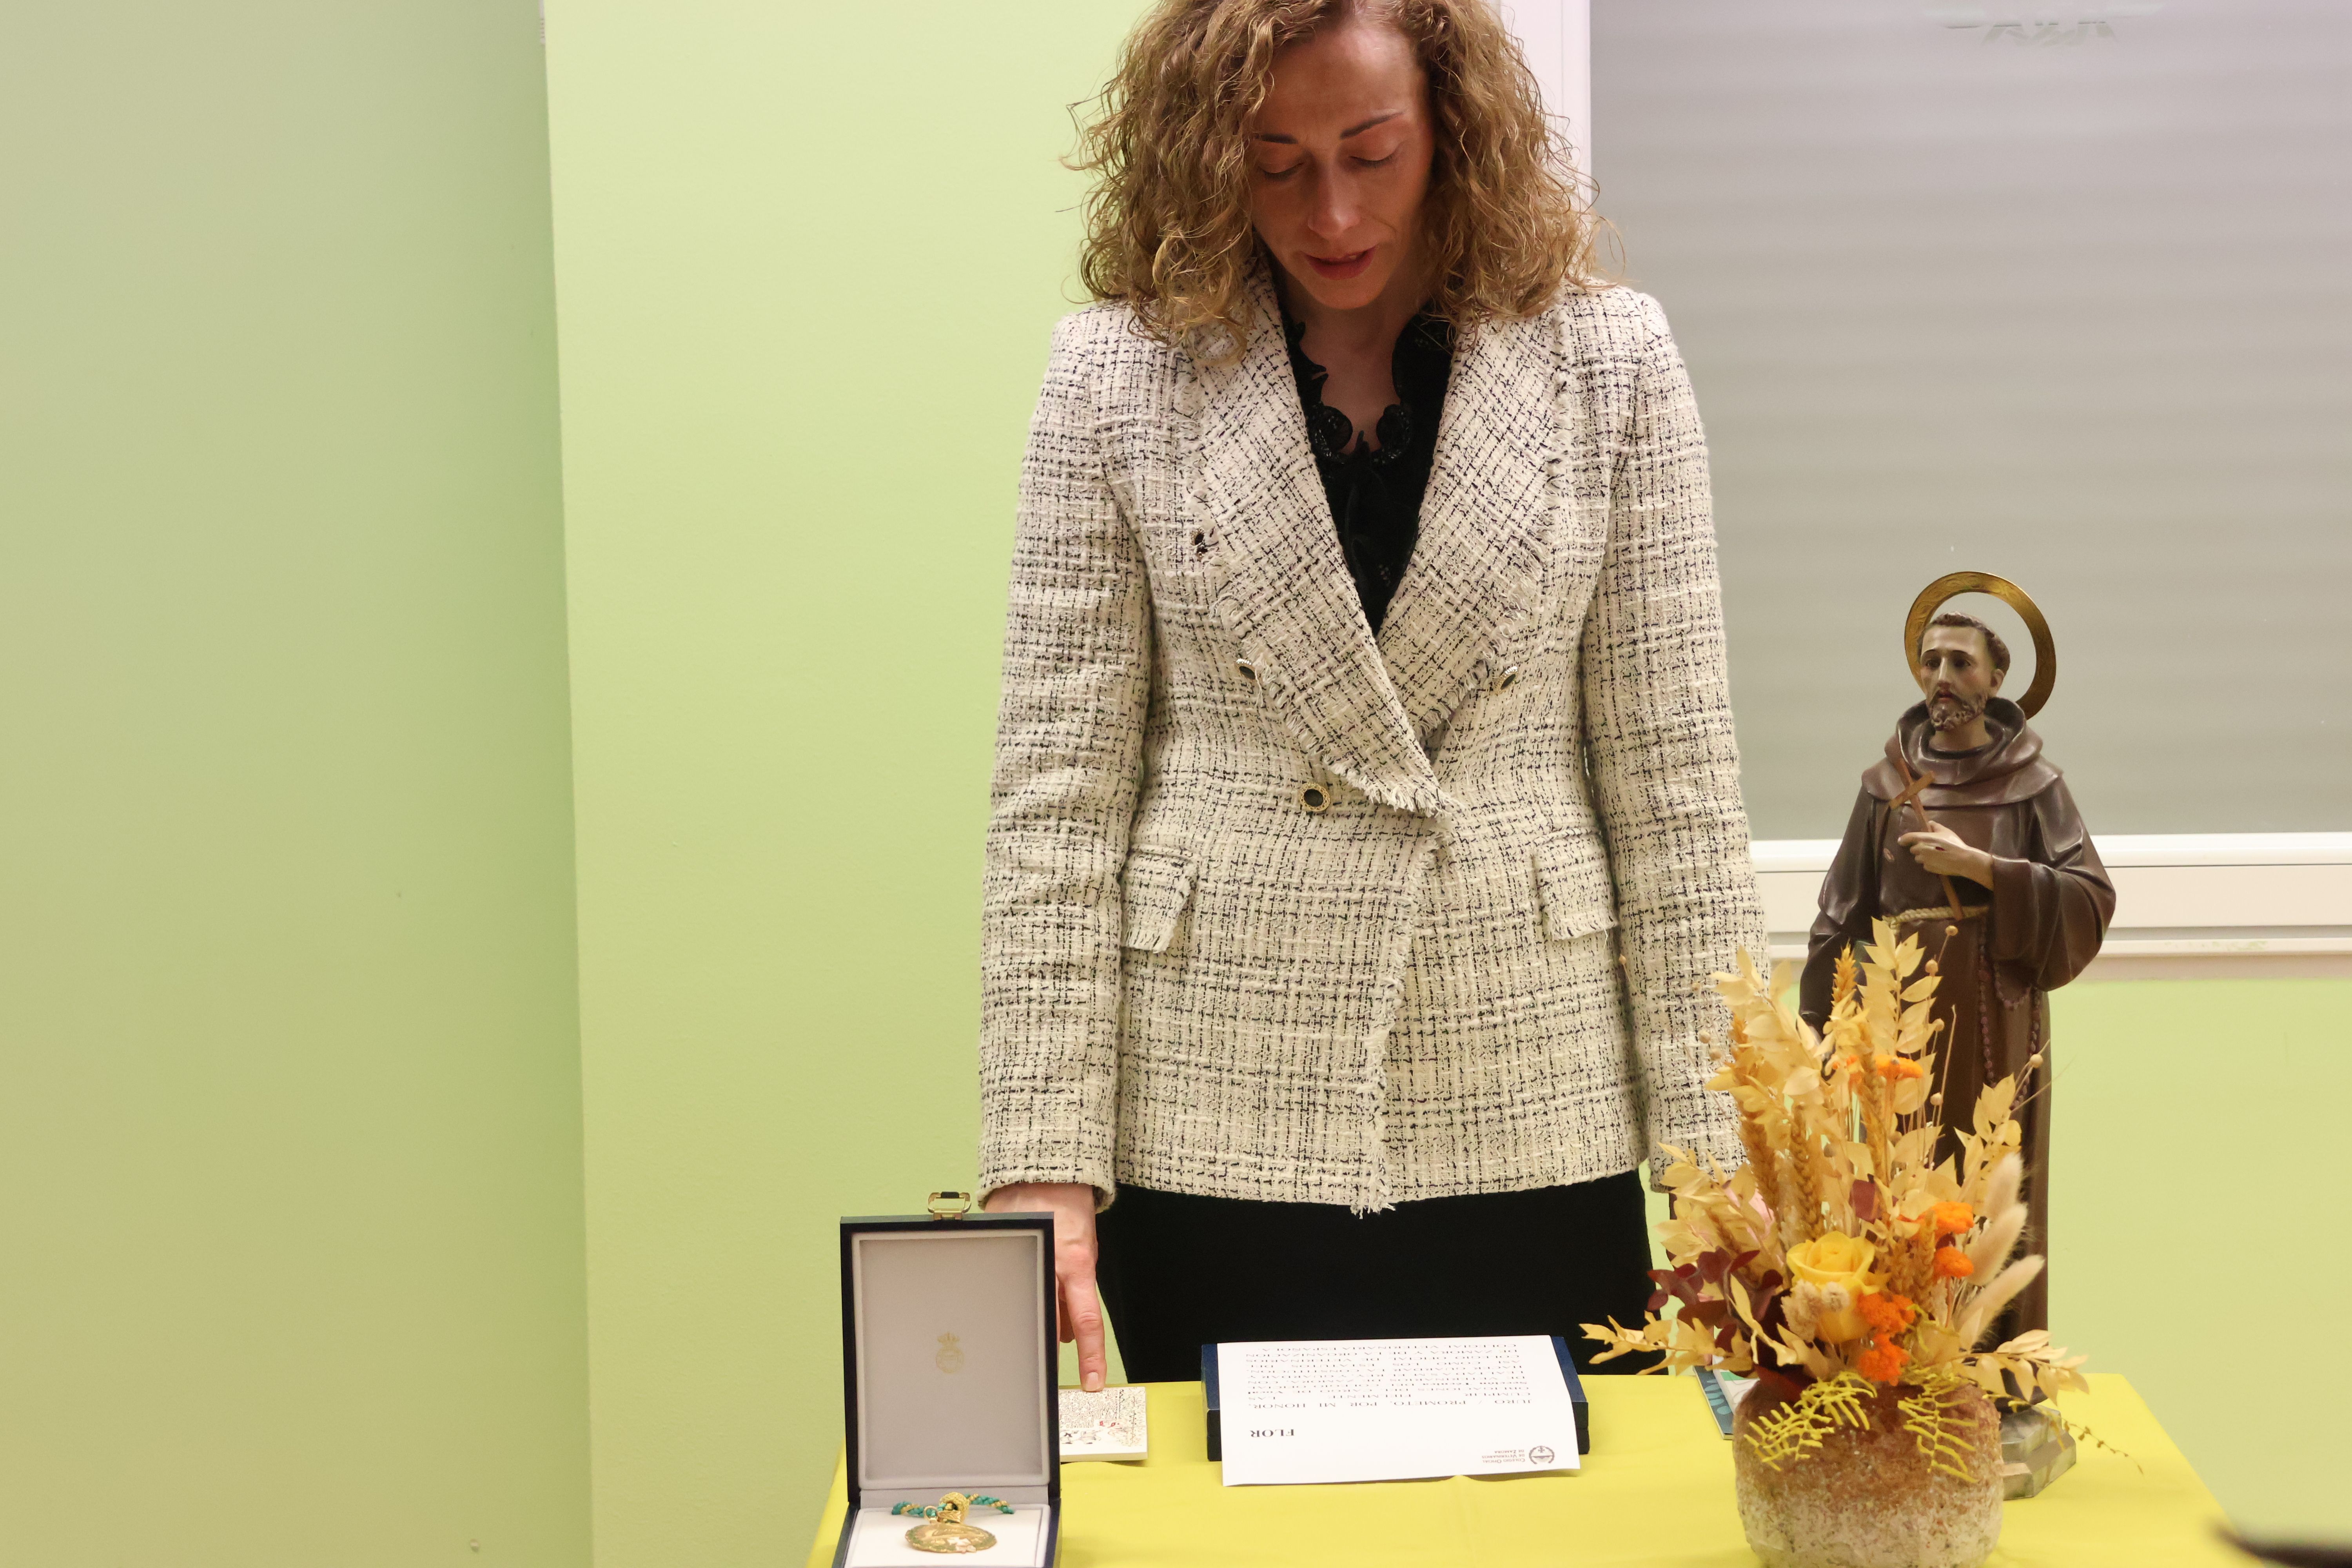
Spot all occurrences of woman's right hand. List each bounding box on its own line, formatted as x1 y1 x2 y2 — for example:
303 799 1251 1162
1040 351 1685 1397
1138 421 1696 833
982 1182 1106 1392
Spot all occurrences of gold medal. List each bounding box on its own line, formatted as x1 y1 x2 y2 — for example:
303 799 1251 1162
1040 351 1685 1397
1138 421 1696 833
895 1492 1009 1555
906 1519 996 1554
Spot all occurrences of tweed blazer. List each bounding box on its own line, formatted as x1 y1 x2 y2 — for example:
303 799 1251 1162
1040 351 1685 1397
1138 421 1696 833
978 270 1764 1213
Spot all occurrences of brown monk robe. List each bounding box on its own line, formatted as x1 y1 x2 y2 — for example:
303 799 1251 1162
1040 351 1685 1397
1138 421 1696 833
1800 695 2113 1345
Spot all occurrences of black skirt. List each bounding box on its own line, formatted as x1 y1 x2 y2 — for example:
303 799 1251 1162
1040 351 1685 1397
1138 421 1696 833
1093 1171 1659 1384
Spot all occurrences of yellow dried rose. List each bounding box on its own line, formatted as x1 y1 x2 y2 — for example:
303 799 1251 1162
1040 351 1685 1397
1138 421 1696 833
1786 1233 1881 1342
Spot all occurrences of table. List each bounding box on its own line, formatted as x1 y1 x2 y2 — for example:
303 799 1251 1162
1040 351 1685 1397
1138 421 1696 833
806 1373 2240 1567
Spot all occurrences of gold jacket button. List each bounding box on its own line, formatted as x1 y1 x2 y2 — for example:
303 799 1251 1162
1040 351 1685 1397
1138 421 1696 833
1296 783 1330 814
1492 664 1522 692
1236 658 1259 683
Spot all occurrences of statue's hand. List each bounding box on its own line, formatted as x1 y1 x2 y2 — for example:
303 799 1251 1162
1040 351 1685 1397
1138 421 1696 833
1898 823 1995 886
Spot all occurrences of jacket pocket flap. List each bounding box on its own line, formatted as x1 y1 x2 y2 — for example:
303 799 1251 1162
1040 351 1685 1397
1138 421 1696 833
1534 836 1619 941
1120 850 1197 953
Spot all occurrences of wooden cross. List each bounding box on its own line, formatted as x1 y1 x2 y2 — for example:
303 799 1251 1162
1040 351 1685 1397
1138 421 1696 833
1889 764 1935 818
1891 752 1967 920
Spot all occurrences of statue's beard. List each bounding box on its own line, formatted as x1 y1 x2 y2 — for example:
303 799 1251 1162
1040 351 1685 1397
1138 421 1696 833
1928 691 1986 734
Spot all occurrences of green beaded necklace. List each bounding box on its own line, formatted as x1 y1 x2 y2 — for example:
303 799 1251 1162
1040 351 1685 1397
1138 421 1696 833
891 1494 1015 1520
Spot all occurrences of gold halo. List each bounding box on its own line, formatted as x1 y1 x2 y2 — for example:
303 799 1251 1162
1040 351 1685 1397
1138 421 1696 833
1904 572 2056 718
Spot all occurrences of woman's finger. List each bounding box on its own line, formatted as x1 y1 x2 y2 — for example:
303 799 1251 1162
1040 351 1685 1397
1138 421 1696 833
1063 1265 1107 1393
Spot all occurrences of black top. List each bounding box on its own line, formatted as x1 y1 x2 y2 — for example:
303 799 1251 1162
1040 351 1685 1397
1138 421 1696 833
1278 297 1455 634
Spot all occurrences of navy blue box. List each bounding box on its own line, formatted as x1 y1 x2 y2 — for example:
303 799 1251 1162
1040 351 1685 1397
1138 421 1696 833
835 1209 1060 1566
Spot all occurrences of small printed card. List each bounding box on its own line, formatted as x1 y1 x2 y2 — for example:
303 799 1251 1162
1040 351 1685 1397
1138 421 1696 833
1058 1385 1149 1461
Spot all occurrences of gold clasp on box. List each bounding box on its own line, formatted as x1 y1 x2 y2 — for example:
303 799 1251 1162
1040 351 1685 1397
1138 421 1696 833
927 1191 972 1220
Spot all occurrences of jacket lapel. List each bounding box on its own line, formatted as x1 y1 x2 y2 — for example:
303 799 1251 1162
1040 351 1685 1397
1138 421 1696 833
1195 273 1446 816
1375 307 1557 744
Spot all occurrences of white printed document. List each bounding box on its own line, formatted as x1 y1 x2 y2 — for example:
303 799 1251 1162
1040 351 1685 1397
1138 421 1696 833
1216 1336 1580 1486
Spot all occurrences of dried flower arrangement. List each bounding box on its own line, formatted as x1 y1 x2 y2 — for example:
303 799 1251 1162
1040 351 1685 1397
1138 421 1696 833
1584 920 2087 1474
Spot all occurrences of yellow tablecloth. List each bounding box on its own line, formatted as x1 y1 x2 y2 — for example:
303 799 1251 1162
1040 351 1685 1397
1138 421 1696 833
807 1372 2237 1567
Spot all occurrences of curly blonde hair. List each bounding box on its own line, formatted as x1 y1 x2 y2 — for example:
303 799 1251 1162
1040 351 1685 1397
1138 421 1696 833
1073 0 1606 360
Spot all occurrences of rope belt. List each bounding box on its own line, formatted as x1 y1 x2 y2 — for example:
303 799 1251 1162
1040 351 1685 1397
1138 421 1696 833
1889 903 1989 925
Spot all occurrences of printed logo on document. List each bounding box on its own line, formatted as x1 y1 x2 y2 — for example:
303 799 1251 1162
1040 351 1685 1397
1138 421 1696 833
1477 1443 1558 1466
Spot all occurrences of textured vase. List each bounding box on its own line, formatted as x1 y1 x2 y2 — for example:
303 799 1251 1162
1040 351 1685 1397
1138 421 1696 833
1731 1377 2003 1568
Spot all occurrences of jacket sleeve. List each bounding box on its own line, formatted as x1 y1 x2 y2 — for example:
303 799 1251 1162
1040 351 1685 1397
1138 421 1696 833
1801 791 1884 1031
1577 292 1765 1183
976 315 1153 1207
1986 778 2114 991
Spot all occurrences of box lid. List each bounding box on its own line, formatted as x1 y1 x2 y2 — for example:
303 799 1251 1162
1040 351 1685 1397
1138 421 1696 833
840 1211 1058 1506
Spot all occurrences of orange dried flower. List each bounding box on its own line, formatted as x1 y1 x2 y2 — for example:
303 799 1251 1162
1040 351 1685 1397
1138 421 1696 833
1873 1054 1926 1081
1931 1201 1975 1236
1858 1292 1917 1335
1933 1245 1975 1279
1858 1341 1911 1383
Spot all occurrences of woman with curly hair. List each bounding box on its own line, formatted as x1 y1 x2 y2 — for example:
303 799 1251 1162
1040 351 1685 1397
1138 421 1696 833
980 0 1765 1389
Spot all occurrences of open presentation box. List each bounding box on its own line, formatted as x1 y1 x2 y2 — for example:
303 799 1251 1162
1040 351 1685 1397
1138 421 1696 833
835 1203 1060 1567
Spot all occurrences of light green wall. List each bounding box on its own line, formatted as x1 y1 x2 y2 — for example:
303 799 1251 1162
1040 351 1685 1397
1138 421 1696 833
541 3 1144 1560
0 5 590 1566
2048 978 2352 1539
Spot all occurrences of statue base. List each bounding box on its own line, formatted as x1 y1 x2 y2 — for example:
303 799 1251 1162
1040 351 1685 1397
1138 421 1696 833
1998 1404 2078 1499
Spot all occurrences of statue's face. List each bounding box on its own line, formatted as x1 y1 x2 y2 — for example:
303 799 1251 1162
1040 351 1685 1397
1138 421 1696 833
1916 625 2005 733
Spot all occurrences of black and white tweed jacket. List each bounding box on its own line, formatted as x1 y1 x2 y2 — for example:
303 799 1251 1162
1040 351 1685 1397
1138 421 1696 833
979 270 1763 1212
